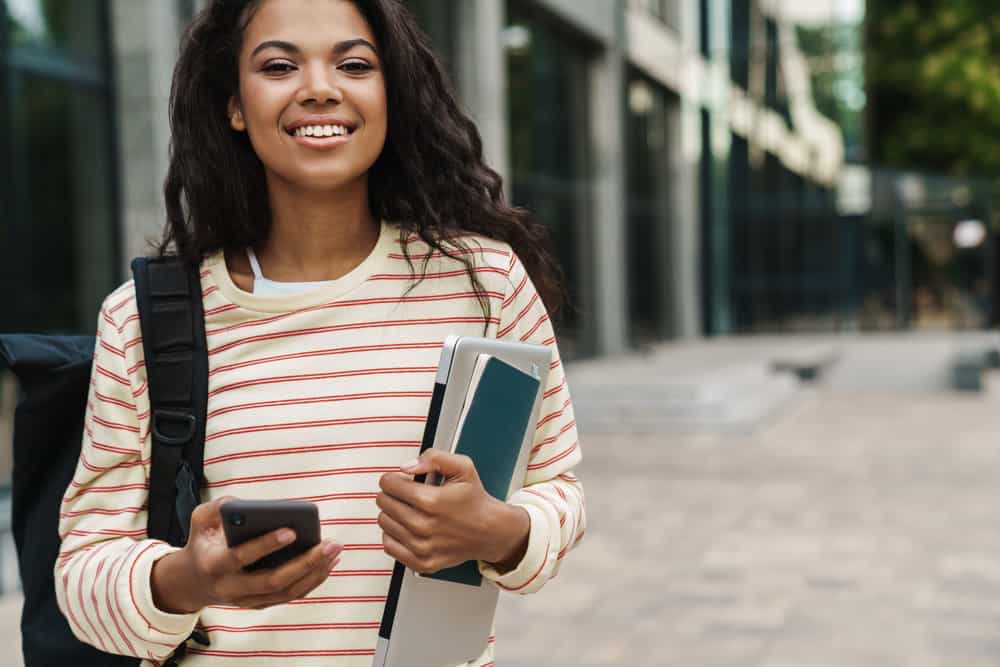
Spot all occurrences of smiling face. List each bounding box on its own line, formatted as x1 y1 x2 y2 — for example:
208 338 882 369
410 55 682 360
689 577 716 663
228 0 388 193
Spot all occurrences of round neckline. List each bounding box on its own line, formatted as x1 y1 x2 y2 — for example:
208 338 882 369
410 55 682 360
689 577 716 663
206 220 399 313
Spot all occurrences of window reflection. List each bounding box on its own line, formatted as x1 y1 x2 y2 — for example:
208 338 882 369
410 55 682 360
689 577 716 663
2 0 117 334
506 1 592 357
5 0 105 66
626 73 674 344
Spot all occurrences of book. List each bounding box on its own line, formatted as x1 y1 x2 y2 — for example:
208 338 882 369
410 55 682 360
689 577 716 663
423 354 541 587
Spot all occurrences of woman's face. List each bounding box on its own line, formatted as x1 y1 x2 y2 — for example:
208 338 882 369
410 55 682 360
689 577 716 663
229 0 388 193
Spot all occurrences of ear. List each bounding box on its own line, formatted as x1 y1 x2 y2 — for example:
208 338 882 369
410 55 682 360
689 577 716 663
227 96 246 132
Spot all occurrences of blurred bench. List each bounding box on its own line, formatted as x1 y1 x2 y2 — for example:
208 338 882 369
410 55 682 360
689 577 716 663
770 345 838 382
953 347 988 392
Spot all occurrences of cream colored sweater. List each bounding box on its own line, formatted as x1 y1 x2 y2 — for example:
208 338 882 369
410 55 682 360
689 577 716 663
55 222 585 666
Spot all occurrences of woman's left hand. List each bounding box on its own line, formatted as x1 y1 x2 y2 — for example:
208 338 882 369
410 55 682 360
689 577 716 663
377 450 530 574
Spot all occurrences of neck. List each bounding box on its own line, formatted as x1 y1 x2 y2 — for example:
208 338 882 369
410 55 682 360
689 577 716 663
257 176 380 282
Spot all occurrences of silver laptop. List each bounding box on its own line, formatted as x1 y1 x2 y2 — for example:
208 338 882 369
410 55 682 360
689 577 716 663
373 335 551 667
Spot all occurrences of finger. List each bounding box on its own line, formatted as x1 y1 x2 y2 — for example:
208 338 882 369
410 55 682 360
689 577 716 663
229 527 299 570
378 510 425 555
376 492 432 538
382 531 425 572
379 473 437 513
235 557 340 610
247 541 342 593
190 496 239 531
402 449 476 482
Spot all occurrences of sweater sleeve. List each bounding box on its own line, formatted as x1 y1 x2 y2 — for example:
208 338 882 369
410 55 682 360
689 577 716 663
54 293 199 662
478 252 587 594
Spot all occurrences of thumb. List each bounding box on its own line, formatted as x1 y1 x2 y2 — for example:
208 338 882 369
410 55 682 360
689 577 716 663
400 449 475 481
194 495 238 529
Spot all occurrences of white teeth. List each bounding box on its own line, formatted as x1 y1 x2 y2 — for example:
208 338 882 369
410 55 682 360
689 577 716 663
293 124 350 137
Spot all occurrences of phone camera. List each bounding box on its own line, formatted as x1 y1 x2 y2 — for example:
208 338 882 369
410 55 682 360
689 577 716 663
229 513 245 527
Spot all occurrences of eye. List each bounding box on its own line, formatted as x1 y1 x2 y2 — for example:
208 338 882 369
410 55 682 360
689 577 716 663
262 62 296 74
340 60 374 74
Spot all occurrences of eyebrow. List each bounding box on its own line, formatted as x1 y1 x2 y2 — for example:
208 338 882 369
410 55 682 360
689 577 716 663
250 38 378 59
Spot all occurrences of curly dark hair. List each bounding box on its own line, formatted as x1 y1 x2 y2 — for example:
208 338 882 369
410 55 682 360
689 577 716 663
160 0 565 321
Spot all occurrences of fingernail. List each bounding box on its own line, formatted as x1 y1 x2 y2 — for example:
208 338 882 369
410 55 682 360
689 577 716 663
323 542 341 558
277 529 296 544
400 459 419 471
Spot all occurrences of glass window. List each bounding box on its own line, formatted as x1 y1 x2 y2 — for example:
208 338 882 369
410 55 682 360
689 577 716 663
626 72 674 344
1 0 118 334
506 1 592 357
5 0 106 68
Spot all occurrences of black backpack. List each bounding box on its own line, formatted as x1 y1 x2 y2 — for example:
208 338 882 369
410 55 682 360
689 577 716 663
0 257 210 667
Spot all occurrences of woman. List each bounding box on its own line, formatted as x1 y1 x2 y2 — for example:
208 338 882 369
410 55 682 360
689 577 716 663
55 0 585 664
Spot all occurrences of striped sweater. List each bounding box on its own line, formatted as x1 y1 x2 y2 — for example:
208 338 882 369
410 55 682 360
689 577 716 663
55 222 586 666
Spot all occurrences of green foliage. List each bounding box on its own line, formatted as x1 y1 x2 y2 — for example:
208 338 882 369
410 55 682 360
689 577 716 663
867 0 1000 180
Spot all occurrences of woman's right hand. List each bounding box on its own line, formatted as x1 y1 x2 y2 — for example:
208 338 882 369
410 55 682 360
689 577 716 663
151 497 343 613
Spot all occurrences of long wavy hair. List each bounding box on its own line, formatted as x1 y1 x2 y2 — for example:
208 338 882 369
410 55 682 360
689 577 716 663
160 0 565 322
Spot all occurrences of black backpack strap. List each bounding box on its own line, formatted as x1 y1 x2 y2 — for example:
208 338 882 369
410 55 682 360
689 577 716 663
131 257 208 547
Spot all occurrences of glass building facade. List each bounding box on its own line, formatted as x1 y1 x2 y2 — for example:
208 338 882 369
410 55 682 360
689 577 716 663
1 0 119 335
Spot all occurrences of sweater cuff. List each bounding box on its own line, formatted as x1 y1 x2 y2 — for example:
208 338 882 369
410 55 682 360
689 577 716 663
478 503 549 592
123 542 200 642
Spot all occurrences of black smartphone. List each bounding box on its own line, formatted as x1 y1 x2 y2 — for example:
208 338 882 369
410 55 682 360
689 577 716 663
220 499 321 571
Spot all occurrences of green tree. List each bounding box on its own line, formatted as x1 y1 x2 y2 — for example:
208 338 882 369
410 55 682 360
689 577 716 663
867 0 1000 179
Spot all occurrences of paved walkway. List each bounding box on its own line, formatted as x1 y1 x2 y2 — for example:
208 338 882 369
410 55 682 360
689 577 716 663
5 364 1000 665
494 380 1000 666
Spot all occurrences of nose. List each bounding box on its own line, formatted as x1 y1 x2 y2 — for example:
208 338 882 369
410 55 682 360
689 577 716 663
295 61 343 106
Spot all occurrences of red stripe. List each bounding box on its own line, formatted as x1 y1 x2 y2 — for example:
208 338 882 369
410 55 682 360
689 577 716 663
94 391 136 411
496 543 550 592
92 442 141 456
208 317 497 356
519 312 549 341
205 303 240 317
75 542 110 651
321 518 378 526
209 341 443 377
100 339 125 358
106 547 140 655
92 415 140 434
96 365 130 387
60 506 145 519
544 378 566 400
527 442 579 471
369 266 507 280
502 273 528 309
207 390 431 419
127 542 180 638
209 366 436 398
206 292 502 338
188 648 375 658
66 528 146 538
531 419 577 453
328 569 392 577
65 482 148 500
289 491 379 503
387 246 511 260
204 439 418 467
340 544 383 551
206 466 396 489
205 414 426 443
207 595 386 611
79 452 148 473
108 293 135 315
536 398 571 429
290 595 386 604
201 622 380 633
498 291 539 338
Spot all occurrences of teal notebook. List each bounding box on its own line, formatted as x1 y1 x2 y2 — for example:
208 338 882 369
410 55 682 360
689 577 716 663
424 355 540 587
